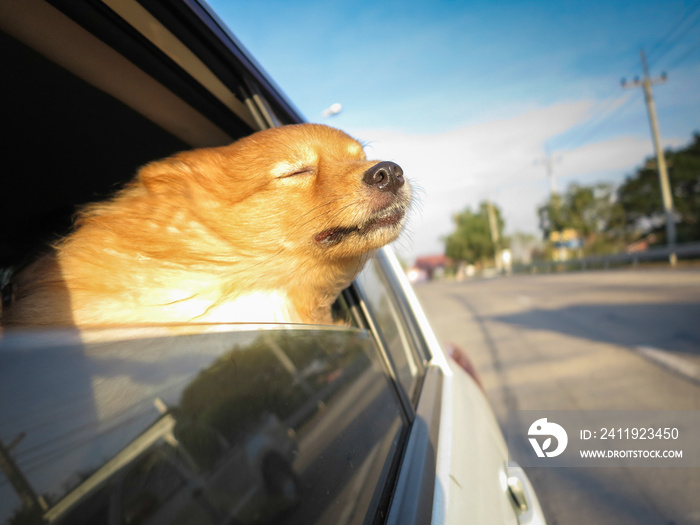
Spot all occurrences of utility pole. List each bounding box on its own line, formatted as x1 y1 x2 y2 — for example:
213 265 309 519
622 50 676 266
536 151 562 196
486 199 501 271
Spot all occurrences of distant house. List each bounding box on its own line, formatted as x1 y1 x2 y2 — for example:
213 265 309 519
413 254 450 280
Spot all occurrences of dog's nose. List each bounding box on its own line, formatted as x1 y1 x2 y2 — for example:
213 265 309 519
362 161 404 195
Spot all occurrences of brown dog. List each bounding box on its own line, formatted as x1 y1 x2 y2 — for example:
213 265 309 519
1 124 410 328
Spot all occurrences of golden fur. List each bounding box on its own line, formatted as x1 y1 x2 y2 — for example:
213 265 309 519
1 124 410 328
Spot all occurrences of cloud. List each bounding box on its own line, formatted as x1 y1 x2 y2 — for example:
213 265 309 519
347 100 684 261
557 135 684 180
352 99 592 190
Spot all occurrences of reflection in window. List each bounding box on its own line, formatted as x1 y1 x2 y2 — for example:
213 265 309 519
0 327 407 525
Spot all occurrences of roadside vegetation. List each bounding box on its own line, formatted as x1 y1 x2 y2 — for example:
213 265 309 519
443 133 700 268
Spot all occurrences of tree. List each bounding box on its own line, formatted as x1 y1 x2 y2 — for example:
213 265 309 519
618 133 700 244
537 183 625 255
444 201 505 265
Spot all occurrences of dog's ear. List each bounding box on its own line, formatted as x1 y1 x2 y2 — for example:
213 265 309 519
138 158 194 196
137 145 269 204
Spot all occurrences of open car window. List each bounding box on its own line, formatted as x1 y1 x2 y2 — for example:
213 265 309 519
0 326 408 525
0 0 302 272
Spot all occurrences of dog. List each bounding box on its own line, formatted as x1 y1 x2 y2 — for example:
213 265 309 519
1 124 410 328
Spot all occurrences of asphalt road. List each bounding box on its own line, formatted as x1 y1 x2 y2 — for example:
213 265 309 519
414 268 700 525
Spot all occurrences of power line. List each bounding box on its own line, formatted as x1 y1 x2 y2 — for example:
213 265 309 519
646 1 700 68
555 91 640 152
554 3 700 153
665 40 700 70
457 7 700 196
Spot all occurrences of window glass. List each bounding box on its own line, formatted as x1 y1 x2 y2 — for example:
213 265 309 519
355 258 422 403
0 326 407 525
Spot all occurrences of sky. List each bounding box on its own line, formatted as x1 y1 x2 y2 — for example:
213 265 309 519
208 0 700 262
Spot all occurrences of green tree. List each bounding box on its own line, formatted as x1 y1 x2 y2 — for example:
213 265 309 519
444 201 505 265
537 183 625 255
618 133 700 244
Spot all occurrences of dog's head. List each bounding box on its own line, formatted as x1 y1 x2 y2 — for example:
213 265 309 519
144 124 411 265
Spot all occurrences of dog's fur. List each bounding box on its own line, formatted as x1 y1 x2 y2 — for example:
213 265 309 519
1 124 410 328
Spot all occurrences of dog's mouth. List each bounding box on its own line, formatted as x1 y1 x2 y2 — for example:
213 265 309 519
315 206 406 247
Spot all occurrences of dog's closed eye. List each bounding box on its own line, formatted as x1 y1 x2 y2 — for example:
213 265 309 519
282 167 315 178
271 160 316 179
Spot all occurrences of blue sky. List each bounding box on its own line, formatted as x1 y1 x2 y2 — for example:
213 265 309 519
209 0 700 260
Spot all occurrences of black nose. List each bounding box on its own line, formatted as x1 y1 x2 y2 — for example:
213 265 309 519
362 161 404 195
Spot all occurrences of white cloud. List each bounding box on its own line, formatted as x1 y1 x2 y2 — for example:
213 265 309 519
558 135 685 178
346 100 684 262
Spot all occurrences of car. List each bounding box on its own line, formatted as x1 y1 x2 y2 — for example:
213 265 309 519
0 1 546 524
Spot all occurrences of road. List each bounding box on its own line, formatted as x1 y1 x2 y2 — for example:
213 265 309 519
414 268 700 525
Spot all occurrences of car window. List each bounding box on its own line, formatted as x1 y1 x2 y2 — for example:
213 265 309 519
355 257 424 404
331 291 360 327
0 326 407 525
